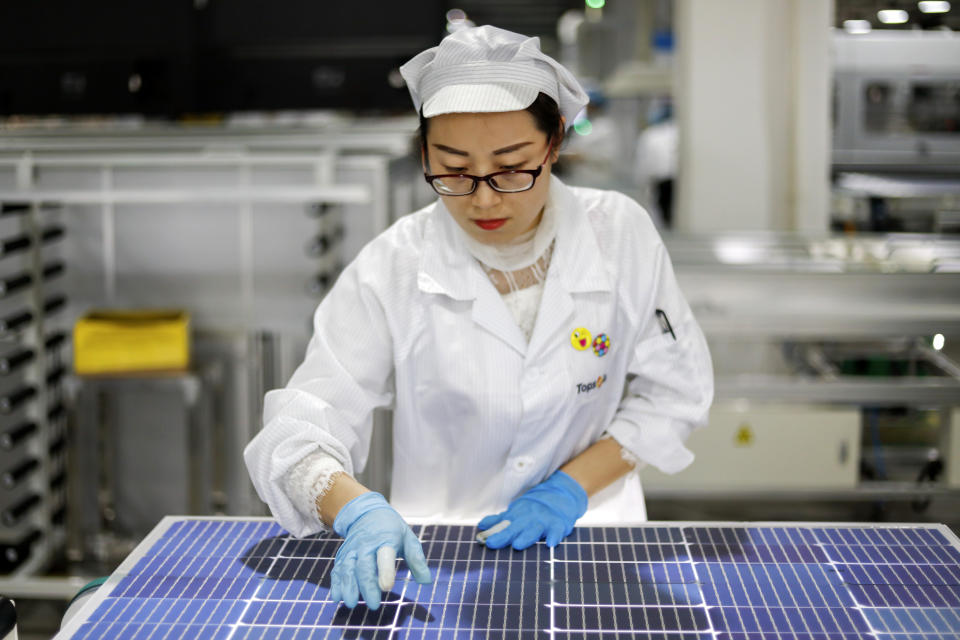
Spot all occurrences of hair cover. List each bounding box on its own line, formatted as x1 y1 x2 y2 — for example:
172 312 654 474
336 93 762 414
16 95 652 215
399 25 589 126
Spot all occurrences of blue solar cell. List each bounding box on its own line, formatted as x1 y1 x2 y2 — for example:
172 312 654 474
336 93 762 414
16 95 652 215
716 634 877 640
282 537 340 558
847 583 960 607
407 603 545 634
58 521 960 640
881 635 960 640
460 603 534 628
399 630 550 640
833 562 960 586
406 577 548 604
813 526 951 547
746 527 820 546
240 627 396 639
690 543 829 564
863 606 960 633
257 579 326 603
709 606 871 634
822 543 960 565
88 597 246 626
555 602 710 632
554 541 689 563
686 526 751 545
423 540 546 562
75 622 232 640
265 556 334 583
553 559 696 584
112 573 261 600
558 581 702 606
552 635 711 640
698 563 856 608
244 600 327 626
400 556 549 586
566 526 686 544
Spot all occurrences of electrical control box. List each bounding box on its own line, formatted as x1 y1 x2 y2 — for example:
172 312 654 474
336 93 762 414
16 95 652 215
948 408 960 489
642 403 861 492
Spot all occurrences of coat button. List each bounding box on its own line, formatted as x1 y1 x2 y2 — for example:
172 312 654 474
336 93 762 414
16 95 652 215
512 456 533 472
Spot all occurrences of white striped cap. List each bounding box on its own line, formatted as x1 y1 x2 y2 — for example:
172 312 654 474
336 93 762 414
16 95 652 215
399 25 588 127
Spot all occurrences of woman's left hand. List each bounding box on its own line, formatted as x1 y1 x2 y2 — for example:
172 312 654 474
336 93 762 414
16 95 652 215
476 470 588 550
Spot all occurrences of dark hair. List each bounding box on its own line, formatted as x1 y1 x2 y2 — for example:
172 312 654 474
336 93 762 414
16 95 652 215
417 92 565 153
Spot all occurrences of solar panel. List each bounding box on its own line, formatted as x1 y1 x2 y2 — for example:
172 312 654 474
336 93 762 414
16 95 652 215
54 517 960 639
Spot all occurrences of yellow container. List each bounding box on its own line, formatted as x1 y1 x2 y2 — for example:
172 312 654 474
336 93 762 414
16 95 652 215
73 310 190 375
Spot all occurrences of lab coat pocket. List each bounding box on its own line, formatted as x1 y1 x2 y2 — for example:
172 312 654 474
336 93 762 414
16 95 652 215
564 327 627 410
567 349 613 406
633 332 677 364
630 332 683 383
629 328 712 415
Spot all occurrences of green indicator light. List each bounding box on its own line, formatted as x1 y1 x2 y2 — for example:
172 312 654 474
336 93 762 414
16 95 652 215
574 119 593 136
585 0 605 8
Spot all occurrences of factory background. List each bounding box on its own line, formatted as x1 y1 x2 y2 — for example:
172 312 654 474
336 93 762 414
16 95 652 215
0 0 958 636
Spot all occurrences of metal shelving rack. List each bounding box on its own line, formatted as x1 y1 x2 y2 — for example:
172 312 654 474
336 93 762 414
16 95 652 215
305 202 345 299
0 200 68 576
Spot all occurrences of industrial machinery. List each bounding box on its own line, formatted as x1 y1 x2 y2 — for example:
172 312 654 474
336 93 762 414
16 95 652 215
832 31 960 233
833 31 960 170
644 232 960 505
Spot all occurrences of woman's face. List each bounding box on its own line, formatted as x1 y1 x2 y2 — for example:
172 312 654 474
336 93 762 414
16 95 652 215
423 110 557 245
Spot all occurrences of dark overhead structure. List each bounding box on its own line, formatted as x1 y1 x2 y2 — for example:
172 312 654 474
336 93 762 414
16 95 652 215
0 0 446 116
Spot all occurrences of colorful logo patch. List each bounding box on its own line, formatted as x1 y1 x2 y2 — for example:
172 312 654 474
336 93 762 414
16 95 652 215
592 334 610 357
570 327 592 351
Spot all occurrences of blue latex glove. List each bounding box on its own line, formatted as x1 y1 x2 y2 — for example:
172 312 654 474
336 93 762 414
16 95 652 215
330 492 432 610
477 470 588 550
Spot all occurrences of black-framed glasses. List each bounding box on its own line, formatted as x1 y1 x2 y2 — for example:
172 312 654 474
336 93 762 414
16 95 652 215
424 141 555 197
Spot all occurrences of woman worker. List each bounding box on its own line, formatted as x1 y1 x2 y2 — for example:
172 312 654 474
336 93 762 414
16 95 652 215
244 25 713 611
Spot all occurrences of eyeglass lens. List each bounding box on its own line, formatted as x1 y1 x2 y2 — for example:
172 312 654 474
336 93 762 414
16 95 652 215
433 172 535 195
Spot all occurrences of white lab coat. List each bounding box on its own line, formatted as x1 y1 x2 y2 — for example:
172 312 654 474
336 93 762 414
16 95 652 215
244 177 713 537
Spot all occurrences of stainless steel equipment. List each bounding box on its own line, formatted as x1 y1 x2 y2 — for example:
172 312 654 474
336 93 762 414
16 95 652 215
831 32 960 233
833 31 960 171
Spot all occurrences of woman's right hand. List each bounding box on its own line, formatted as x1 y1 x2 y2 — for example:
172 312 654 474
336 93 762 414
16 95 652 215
330 492 432 610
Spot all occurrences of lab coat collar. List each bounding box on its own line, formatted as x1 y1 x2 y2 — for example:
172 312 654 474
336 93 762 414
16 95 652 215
418 201 528 353
417 176 612 300
548 177 612 294
417 199 481 301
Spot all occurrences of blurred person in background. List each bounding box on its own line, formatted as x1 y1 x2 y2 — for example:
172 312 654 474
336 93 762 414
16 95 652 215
635 97 677 228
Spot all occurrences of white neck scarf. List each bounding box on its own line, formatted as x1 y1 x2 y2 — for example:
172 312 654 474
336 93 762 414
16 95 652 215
458 194 558 294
